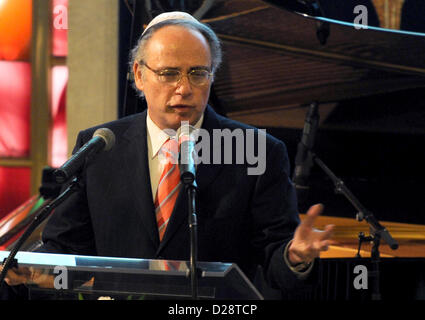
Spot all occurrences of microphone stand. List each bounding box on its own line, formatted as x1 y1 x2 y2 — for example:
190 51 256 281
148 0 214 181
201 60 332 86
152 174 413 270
310 152 398 300
181 176 198 300
179 127 200 300
0 177 82 288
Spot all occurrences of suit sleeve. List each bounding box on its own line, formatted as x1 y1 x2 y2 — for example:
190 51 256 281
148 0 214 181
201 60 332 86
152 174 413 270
38 130 97 256
249 138 307 291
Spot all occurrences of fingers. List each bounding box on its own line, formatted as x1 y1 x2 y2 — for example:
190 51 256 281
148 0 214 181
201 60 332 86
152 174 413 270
301 204 334 240
317 224 335 241
289 239 324 264
290 204 338 264
0 265 31 286
302 203 324 228
314 239 331 251
310 224 335 254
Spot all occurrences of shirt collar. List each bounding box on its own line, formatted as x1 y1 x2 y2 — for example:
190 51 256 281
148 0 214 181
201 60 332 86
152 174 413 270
146 111 204 159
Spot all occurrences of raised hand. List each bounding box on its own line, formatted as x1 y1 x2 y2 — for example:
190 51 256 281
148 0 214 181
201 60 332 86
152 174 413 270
288 203 335 265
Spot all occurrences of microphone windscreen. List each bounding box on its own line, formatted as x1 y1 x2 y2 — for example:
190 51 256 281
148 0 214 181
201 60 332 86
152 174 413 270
93 128 115 151
177 123 197 142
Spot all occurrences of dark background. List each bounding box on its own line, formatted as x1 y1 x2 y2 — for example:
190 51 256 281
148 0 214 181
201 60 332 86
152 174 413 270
268 89 425 225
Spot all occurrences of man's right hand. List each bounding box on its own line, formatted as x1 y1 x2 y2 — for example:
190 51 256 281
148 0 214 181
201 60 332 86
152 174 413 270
0 264 54 288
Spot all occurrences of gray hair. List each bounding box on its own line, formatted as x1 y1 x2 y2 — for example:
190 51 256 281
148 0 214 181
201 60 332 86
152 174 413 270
129 19 222 97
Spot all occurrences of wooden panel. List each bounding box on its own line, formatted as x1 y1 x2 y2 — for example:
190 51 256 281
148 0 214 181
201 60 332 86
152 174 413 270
372 0 405 30
227 103 336 129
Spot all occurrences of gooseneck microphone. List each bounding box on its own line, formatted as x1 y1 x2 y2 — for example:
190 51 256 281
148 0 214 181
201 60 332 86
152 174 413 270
292 102 319 202
54 128 115 184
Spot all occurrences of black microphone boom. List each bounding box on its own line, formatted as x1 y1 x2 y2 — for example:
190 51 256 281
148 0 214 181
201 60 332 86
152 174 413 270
54 128 115 184
292 102 320 204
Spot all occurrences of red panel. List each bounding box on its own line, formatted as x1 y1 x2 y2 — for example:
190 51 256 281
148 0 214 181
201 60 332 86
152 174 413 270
52 0 68 57
0 167 31 219
0 61 31 158
0 0 32 61
51 65 68 168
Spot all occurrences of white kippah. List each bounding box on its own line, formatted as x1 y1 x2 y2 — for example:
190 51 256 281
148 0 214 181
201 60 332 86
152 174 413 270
142 11 200 35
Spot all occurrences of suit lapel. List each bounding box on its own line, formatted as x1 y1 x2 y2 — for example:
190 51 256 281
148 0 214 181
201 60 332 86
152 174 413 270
157 106 224 253
122 111 160 249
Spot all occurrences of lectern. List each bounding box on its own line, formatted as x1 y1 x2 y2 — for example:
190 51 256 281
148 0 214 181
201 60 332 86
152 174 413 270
0 251 263 300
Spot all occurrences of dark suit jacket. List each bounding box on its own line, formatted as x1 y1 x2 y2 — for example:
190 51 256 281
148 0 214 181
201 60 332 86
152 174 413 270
40 106 303 295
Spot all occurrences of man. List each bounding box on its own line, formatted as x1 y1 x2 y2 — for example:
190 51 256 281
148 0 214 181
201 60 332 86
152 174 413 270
2 12 333 299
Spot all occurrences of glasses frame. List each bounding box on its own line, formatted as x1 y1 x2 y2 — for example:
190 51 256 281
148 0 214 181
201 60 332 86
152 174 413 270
139 61 213 87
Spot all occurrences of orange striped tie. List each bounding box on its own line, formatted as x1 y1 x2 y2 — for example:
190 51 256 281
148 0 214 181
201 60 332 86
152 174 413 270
155 138 181 241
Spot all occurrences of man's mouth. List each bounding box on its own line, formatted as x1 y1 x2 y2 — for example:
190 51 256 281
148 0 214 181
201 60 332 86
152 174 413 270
169 104 194 110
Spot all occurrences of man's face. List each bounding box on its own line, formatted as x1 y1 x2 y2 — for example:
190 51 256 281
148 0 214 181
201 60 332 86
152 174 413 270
133 25 212 130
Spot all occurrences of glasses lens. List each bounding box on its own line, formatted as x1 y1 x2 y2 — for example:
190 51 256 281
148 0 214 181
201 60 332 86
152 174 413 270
189 70 210 86
158 70 181 83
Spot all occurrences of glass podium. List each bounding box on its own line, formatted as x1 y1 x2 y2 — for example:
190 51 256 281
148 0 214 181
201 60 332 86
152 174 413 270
0 251 263 300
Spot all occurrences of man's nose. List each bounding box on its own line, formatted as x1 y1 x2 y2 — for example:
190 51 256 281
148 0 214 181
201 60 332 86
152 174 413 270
175 74 193 96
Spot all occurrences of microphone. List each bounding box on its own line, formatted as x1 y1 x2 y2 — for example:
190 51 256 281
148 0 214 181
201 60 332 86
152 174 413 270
54 128 115 184
178 123 197 186
292 102 319 203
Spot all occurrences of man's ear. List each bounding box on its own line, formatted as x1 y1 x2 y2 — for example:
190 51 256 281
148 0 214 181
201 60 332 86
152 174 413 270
133 62 144 91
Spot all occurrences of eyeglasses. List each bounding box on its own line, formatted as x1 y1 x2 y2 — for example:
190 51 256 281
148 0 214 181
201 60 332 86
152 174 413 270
140 61 213 86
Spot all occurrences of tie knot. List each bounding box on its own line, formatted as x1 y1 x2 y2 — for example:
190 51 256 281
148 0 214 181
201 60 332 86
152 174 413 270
159 138 179 164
